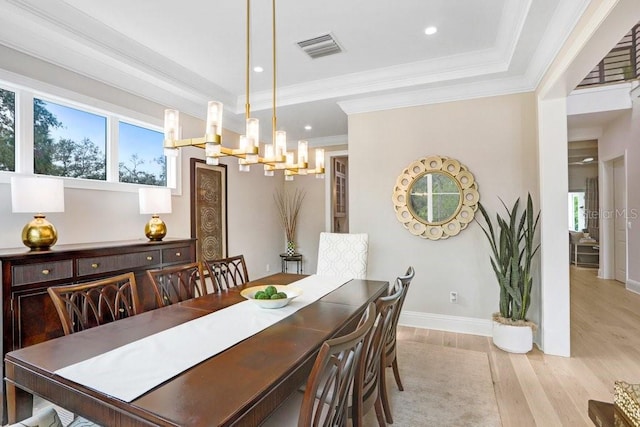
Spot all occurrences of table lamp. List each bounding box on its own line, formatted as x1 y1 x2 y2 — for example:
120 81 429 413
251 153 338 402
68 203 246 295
11 176 65 251
139 187 172 241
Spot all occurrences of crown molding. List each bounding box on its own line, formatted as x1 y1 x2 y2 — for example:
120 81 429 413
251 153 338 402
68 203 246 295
2 0 532 115
244 0 533 111
337 75 533 115
525 0 592 89
495 0 532 69
245 48 509 112
0 0 593 130
1 0 235 112
305 135 347 148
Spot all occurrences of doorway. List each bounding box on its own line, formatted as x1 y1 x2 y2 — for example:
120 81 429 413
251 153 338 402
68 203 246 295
331 156 349 233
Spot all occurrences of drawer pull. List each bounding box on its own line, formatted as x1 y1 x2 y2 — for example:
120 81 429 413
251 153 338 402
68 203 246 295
91 263 99 269
41 269 50 275
146 256 153 261
175 252 181 257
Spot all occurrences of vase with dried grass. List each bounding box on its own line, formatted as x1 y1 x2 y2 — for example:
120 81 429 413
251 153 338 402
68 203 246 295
274 189 305 256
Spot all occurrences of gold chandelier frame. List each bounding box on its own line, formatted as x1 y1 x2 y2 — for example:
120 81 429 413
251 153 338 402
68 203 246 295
163 0 325 181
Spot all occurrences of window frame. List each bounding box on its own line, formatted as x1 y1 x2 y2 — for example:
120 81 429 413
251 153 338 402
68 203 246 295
117 119 169 187
0 84 17 172
0 77 180 194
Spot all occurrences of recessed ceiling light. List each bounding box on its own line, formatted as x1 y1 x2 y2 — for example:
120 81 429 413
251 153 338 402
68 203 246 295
253 66 264 73
424 26 438 36
583 157 594 162
304 125 312 131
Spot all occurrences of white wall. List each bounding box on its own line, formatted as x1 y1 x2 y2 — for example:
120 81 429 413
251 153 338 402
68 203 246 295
348 93 540 336
598 107 640 288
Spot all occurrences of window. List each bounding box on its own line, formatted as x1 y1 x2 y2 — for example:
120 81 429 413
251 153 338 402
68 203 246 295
0 81 176 190
34 99 106 180
118 122 166 186
0 88 15 171
568 192 586 231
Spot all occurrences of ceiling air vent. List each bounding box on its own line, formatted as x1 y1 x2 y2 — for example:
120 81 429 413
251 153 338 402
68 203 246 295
297 33 342 59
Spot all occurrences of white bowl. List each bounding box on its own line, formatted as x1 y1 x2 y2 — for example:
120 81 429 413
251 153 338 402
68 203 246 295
240 285 303 309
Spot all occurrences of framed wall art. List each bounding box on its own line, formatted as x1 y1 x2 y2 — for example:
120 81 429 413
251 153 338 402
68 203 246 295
190 158 228 261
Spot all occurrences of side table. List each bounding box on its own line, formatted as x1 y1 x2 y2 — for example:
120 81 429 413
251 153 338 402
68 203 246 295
280 253 303 274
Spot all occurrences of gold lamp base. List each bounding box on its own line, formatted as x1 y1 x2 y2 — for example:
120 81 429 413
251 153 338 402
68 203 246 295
22 214 58 251
145 214 167 241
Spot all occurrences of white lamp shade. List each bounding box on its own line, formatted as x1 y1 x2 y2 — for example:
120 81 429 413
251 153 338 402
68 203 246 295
11 176 65 213
139 188 172 214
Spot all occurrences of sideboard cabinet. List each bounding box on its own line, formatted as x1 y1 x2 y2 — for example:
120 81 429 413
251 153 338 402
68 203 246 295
0 238 195 360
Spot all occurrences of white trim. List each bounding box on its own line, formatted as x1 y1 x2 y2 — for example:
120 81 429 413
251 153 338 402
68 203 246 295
307 135 347 148
399 310 493 337
0 170 180 194
324 149 348 232
0 0 588 117
627 279 640 295
567 82 633 116
337 75 533 115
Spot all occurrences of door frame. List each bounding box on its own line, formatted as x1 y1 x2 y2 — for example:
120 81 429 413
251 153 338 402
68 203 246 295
600 152 627 282
324 149 348 232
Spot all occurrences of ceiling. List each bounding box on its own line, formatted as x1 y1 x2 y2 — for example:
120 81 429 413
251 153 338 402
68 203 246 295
0 0 593 146
568 140 598 166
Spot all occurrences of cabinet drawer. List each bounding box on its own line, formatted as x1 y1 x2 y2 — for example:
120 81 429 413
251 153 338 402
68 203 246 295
12 260 74 286
162 245 192 264
77 250 161 276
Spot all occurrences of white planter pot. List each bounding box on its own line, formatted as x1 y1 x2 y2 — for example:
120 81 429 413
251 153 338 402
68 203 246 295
492 321 533 353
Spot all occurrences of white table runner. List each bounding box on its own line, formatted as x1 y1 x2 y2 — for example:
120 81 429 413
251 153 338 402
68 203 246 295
54 275 351 402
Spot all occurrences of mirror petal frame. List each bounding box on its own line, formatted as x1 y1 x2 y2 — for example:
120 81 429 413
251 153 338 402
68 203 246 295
392 155 479 240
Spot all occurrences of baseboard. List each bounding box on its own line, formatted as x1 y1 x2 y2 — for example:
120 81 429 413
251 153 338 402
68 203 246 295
627 279 640 295
399 310 493 337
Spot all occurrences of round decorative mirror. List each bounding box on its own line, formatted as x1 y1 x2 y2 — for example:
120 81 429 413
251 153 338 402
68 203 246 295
392 155 479 240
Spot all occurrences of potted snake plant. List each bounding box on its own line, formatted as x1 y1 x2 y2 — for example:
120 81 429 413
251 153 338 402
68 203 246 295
476 193 540 353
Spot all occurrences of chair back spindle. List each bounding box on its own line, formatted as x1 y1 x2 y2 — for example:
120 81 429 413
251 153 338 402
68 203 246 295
202 255 249 292
48 272 141 336
298 303 376 427
146 261 207 306
351 280 404 426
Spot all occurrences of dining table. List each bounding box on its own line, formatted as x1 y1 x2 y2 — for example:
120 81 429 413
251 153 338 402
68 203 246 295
4 272 388 426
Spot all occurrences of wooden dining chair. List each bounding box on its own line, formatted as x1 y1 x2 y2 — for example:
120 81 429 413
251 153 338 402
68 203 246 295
202 255 249 292
146 261 207 306
48 272 141 336
379 266 415 423
352 279 404 427
262 303 376 427
300 302 375 426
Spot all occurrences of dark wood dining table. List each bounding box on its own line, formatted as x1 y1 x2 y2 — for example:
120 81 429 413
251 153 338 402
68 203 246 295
4 273 388 426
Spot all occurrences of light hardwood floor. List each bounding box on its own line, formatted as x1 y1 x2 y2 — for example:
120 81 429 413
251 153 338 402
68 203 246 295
397 266 640 427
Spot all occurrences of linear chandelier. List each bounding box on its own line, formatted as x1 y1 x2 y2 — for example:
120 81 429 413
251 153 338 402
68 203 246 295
163 0 325 181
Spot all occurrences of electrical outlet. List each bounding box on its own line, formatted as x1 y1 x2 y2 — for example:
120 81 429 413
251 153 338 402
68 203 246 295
266 264 270 272
449 291 458 303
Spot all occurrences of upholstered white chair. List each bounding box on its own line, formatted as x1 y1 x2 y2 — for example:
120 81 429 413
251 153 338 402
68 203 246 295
316 232 369 279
